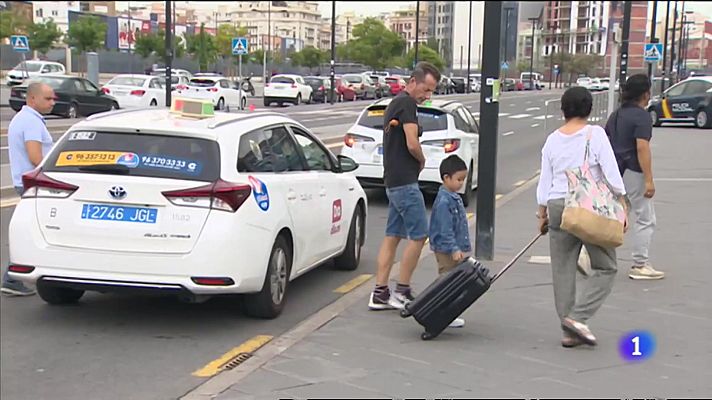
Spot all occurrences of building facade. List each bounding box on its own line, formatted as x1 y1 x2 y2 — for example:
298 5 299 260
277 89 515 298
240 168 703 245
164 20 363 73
427 1 454 68
389 6 428 52
32 1 81 33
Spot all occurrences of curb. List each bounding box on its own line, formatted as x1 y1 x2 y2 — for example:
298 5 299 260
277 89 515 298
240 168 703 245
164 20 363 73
180 173 541 399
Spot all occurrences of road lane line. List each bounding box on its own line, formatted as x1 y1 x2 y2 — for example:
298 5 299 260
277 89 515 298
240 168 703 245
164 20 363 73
502 131 515 136
525 107 541 111
496 194 504 200
192 335 273 378
498 112 510 117
333 274 373 294
0 197 20 208
514 179 527 187
531 123 540 127
509 114 532 119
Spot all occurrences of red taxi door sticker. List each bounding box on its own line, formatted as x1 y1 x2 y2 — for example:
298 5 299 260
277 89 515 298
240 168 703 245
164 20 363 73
332 199 342 223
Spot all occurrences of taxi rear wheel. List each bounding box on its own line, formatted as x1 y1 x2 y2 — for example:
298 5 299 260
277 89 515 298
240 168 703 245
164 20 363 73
37 283 84 305
216 97 225 110
695 109 711 129
650 109 661 127
245 235 292 319
334 206 364 271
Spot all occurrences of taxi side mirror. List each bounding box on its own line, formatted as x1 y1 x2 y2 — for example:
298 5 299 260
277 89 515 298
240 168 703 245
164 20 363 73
337 155 358 173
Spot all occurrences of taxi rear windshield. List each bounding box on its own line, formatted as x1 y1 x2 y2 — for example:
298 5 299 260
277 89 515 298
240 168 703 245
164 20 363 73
271 76 295 84
189 79 218 87
357 106 448 132
44 132 220 182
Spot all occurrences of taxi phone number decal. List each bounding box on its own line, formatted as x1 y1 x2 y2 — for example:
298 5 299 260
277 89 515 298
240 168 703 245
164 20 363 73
56 151 201 174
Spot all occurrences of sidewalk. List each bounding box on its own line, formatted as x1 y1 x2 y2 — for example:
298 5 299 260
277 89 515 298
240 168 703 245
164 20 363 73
188 126 712 399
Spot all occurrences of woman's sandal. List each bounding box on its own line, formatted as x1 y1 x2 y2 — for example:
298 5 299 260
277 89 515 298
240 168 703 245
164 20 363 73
562 317 597 346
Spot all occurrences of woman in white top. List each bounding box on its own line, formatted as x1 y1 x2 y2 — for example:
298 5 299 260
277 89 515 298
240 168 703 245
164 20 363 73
536 87 627 348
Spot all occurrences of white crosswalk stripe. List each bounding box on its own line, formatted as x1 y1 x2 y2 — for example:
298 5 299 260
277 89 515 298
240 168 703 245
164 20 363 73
509 114 532 119
525 107 541 111
498 112 510 117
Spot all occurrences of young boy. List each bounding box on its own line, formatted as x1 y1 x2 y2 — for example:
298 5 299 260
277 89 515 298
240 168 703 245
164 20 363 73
429 155 472 328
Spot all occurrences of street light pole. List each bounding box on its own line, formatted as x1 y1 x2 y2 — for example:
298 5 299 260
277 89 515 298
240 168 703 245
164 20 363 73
528 17 537 90
662 1 671 91
466 1 472 93
502 7 511 77
414 0 420 67
647 0 658 82
670 1 678 83
330 0 336 104
618 1 632 85
677 1 687 78
165 0 172 107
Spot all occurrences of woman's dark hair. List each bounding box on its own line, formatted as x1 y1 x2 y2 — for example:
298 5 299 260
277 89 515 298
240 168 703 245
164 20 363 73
560 87 593 120
621 73 651 103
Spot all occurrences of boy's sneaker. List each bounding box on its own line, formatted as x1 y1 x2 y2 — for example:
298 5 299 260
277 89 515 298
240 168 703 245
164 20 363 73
389 288 415 310
448 318 465 328
629 264 665 280
368 289 395 310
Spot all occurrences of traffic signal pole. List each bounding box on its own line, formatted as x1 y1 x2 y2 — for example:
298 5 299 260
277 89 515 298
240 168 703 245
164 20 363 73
475 1 502 261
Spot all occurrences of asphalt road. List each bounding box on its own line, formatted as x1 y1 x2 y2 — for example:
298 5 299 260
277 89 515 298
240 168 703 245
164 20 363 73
0 89 564 400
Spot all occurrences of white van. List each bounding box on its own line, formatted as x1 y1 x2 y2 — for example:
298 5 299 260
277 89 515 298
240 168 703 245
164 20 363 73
520 72 543 90
6 61 66 86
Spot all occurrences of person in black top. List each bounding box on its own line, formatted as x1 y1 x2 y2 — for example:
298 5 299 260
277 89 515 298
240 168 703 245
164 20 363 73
605 74 664 280
368 62 441 311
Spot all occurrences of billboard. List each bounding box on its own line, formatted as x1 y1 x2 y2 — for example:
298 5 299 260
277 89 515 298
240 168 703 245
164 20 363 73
118 18 145 50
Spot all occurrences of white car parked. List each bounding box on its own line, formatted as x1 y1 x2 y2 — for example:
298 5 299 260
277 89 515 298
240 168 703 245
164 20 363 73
175 76 247 110
576 77 593 89
6 61 66 86
263 74 313 106
340 98 480 206
101 74 167 108
8 99 367 319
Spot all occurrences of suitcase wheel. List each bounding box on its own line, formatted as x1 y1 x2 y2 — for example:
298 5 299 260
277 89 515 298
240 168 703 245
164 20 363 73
399 308 412 318
421 331 435 341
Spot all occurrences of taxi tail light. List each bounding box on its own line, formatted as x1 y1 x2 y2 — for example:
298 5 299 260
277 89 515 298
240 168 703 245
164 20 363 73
191 277 234 286
265 83 270 87
130 89 146 96
162 180 252 212
22 169 78 199
344 134 375 148
291 84 297 88
208 87 219 92
423 139 461 153
318 85 324 91
176 84 188 90
101 87 110 94
8 264 35 274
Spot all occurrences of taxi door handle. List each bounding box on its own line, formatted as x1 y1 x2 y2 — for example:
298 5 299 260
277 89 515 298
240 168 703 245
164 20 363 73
319 188 327 197
287 191 297 201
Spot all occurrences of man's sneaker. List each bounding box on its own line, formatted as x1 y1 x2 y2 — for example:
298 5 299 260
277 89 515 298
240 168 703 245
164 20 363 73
368 290 396 311
1 282 36 296
388 289 415 310
448 318 465 328
629 265 665 280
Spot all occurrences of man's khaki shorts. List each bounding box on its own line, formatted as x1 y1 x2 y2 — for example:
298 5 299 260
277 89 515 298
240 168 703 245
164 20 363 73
435 252 460 275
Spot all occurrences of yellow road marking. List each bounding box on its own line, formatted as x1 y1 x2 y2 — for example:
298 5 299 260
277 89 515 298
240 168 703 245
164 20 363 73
496 194 504 200
0 198 21 208
333 274 373 293
514 180 527 187
192 335 273 378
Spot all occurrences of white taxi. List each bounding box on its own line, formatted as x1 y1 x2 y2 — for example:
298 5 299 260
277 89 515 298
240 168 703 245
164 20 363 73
339 98 480 206
101 74 167 108
175 76 247 111
263 75 313 106
8 98 367 319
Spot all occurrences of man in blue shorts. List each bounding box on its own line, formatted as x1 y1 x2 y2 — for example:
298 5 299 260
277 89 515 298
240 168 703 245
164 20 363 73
368 62 440 310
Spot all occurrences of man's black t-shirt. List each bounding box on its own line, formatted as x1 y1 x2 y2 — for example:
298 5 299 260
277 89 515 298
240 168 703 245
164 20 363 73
383 91 420 188
604 103 653 173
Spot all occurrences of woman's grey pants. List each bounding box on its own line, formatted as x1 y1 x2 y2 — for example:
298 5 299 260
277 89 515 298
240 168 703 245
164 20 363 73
547 199 618 323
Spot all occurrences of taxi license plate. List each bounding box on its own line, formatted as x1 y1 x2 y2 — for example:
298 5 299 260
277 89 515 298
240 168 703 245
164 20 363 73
81 204 158 224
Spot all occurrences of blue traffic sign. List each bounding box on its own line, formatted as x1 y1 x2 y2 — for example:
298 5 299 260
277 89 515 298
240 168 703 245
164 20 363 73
644 43 663 63
232 37 248 55
501 61 509 70
10 35 30 53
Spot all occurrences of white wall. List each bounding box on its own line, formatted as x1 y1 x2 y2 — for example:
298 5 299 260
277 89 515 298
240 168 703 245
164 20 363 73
451 1 484 71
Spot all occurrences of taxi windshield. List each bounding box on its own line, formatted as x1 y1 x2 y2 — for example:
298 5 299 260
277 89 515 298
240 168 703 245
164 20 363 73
357 106 449 131
44 132 220 182
14 62 43 72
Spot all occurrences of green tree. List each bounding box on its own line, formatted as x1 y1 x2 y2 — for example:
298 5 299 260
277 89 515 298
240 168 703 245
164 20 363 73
516 59 530 75
425 37 439 53
186 23 218 72
28 20 62 56
0 10 30 40
291 46 325 72
65 15 106 75
133 31 156 60
250 48 265 65
346 18 405 69
405 45 445 71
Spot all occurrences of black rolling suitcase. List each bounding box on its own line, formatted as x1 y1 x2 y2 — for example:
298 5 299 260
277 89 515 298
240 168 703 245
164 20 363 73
400 234 543 340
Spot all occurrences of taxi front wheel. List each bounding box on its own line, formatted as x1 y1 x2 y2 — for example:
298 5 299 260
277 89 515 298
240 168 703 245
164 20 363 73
37 282 84 305
245 235 292 319
334 206 363 271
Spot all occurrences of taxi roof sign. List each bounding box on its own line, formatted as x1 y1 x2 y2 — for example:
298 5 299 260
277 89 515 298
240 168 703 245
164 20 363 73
171 98 215 119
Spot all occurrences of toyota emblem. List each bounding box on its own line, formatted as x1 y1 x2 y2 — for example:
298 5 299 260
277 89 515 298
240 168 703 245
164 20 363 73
109 186 127 200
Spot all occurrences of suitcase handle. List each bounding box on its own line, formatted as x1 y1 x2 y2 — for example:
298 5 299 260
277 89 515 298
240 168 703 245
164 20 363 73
490 233 543 284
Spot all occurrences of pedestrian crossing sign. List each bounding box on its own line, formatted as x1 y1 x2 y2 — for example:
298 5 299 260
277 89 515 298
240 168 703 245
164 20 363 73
10 35 30 53
644 43 663 63
232 37 249 55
